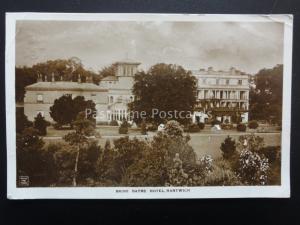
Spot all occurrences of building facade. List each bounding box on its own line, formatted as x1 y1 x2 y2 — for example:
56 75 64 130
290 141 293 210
23 62 250 124
192 67 250 123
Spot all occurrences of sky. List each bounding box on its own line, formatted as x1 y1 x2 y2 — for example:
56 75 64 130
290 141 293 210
15 20 284 74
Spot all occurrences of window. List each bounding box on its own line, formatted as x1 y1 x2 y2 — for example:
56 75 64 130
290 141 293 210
37 94 43 103
91 93 96 97
110 96 114 103
238 80 243 85
226 79 230 85
130 96 133 102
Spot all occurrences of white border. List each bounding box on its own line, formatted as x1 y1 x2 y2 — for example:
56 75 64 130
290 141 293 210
6 13 293 199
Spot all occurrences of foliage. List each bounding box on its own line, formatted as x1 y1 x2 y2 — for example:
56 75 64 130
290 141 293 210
211 119 221 126
248 120 259 129
16 109 33 134
50 95 96 128
98 63 117 78
15 58 101 102
140 121 147 135
129 63 197 125
221 123 233 130
163 120 184 138
200 159 241 186
33 113 49 135
119 120 129 134
186 124 201 133
237 123 246 132
260 146 280 164
220 136 236 160
236 149 270 185
238 134 265 153
16 127 57 186
198 122 205 130
109 120 119 126
249 64 283 124
63 112 96 186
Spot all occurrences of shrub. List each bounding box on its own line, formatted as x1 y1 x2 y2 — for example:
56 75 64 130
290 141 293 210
198 122 205 130
16 109 33 134
109 120 119 126
260 146 280 164
187 124 201 133
147 124 157 132
248 120 259 129
237 123 246 132
211 119 221 126
141 121 147 135
33 113 49 135
220 136 236 159
221 123 233 130
201 159 241 186
224 119 230 124
119 120 129 134
236 149 270 185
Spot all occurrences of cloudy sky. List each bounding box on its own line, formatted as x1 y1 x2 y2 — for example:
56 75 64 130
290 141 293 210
16 20 284 74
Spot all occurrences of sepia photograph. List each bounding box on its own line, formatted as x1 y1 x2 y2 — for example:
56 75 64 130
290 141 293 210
5 13 292 199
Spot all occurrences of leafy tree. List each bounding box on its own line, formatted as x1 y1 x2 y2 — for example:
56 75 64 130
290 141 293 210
220 136 236 159
248 120 259 129
50 95 96 128
15 57 101 102
33 113 49 135
63 112 96 186
129 63 197 125
98 63 117 78
249 64 283 124
119 120 129 134
16 109 33 133
17 127 57 186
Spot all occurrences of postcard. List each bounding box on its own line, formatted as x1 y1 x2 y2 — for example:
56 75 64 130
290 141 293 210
6 13 292 199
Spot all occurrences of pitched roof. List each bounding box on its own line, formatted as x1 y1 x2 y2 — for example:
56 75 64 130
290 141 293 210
25 81 108 92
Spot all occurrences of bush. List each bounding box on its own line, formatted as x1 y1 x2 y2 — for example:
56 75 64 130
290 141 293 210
187 124 201 133
109 120 119 126
147 124 157 132
197 122 205 130
260 146 280 164
221 123 233 130
220 136 236 159
248 120 259 129
237 149 270 185
33 113 49 135
237 123 246 132
141 121 147 135
211 119 221 126
119 120 129 134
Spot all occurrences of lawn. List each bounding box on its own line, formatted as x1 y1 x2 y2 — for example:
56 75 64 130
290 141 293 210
45 125 282 158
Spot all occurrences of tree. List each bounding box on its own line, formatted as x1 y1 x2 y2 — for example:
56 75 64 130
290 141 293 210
220 136 236 159
33 113 49 135
63 112 96 186
129 63 197 125
15 58 101 102
119 120 129 134
16 109 33 134
98 63 117 78
50 95 96 128
249 64 283 124
17 127 57 186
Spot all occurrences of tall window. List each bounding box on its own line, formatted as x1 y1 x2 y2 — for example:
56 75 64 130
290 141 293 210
110 96 114 103
238 80 243 85
226 79 230 85
37 94 43 103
